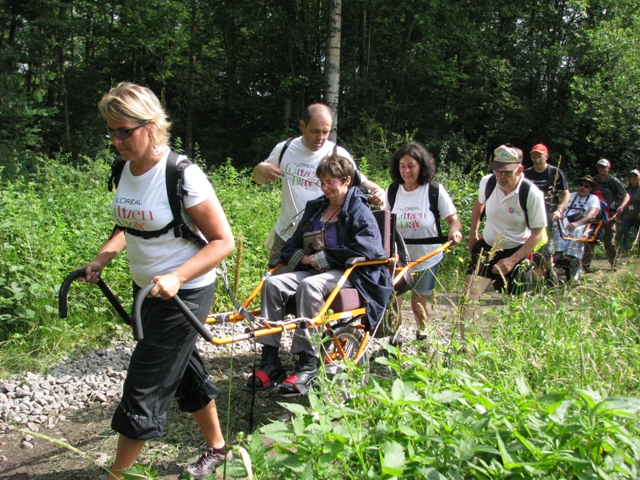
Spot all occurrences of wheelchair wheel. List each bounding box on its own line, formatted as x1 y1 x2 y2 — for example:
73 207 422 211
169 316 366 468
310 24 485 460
319 324 370 404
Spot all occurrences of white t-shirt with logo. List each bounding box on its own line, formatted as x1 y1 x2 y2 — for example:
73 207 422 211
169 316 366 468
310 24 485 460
388 183 456 271
478 174 547 249
262 137 355 241
111 152 216 289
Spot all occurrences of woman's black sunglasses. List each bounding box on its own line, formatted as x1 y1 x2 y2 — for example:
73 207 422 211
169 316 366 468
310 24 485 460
106 120 150 140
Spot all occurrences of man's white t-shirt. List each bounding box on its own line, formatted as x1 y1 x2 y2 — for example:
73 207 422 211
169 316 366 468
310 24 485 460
262 137 355 241
478 174 547 249
388 183 456 270
563 192 600 228
111 151 216 289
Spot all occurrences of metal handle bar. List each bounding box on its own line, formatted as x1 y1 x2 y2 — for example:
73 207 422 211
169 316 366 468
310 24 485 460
59 269 133 327
133 284 213 343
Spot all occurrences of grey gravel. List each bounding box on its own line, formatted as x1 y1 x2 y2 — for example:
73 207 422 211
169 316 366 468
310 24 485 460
0 307 445 435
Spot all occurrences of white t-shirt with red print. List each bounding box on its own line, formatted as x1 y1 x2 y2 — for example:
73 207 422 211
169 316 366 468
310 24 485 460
262 137 355 241
111 151 216 289
388 182 456 271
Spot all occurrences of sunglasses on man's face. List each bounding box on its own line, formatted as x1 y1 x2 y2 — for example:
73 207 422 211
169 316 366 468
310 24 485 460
578 183 592 188
106 120 149 140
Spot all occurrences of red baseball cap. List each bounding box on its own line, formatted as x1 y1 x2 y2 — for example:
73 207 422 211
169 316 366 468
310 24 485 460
530 144 548 154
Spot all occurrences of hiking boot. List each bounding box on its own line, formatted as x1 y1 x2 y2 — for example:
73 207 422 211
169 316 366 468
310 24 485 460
184 446 233 479
545 269 558 287
415 330 427 341
279 351 318 397
244 345 286 391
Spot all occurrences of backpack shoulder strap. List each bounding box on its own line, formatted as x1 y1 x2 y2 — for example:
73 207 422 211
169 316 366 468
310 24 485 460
484 174 497 202
518 178 532 228
165 150 190 227
428 180 443 237
108 157 126 192
388 182 400 210
278 137 295 168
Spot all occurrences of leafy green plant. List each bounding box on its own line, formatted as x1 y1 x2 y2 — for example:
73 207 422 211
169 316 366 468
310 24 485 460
237 354 640 479
232 264 640 479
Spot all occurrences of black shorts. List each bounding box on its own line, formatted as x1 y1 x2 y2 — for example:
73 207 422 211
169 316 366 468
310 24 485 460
466 239 523 293
111 282 219 440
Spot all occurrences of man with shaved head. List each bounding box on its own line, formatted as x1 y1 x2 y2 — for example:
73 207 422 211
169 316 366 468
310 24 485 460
253 103 385 263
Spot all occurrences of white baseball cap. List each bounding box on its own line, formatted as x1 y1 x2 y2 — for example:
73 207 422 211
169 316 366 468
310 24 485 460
490 145 522 171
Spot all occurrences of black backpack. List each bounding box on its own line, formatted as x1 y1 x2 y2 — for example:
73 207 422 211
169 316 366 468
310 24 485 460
108 151 206 246
387 179 443 242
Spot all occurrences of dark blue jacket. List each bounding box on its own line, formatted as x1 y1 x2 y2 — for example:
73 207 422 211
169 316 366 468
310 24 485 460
281 187 393 331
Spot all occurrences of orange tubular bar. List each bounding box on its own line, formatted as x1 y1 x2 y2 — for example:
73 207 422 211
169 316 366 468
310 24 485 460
353 330 370 363
206 264 284 324
207 241 454 347
207 257 390 345
392 241 452 287
561 212 618 244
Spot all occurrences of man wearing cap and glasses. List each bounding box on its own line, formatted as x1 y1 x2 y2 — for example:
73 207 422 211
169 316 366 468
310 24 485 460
462 145 547 323
582 158 629 271
554 176 601 281
524 144 570 284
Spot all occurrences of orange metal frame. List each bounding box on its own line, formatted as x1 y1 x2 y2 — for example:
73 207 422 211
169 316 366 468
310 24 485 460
204 241 453 366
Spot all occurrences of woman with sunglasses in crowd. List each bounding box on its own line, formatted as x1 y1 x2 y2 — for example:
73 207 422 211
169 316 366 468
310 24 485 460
244 153 393 397
80 82 235 479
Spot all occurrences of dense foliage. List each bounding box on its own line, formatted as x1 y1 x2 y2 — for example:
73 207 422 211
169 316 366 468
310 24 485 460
2 0 640 179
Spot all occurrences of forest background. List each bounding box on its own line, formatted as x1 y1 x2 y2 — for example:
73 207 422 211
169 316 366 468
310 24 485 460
2 2 640 477
2 0 640 179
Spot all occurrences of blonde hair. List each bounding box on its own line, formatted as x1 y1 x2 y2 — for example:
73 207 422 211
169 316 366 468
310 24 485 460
98 82 171 147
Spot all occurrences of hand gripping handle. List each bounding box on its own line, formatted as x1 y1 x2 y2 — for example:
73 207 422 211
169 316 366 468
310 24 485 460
132 284 213 343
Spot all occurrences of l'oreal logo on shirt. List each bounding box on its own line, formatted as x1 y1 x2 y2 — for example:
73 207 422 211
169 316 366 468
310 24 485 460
115 197 143 205
397 206 421 212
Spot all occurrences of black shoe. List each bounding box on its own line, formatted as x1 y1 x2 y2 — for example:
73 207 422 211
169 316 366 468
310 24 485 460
244 345 286 391
415 330 427 341
279 351 318 397
582 266 594 274
185 446 233 479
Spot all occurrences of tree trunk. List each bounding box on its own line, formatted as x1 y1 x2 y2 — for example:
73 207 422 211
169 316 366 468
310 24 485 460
325 0 341 142
224 0 237 147
185 0 198 158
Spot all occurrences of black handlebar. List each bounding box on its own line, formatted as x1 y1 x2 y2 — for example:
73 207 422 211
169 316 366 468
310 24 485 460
60 270 214 343
133 284 213 343
59 269 132 326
